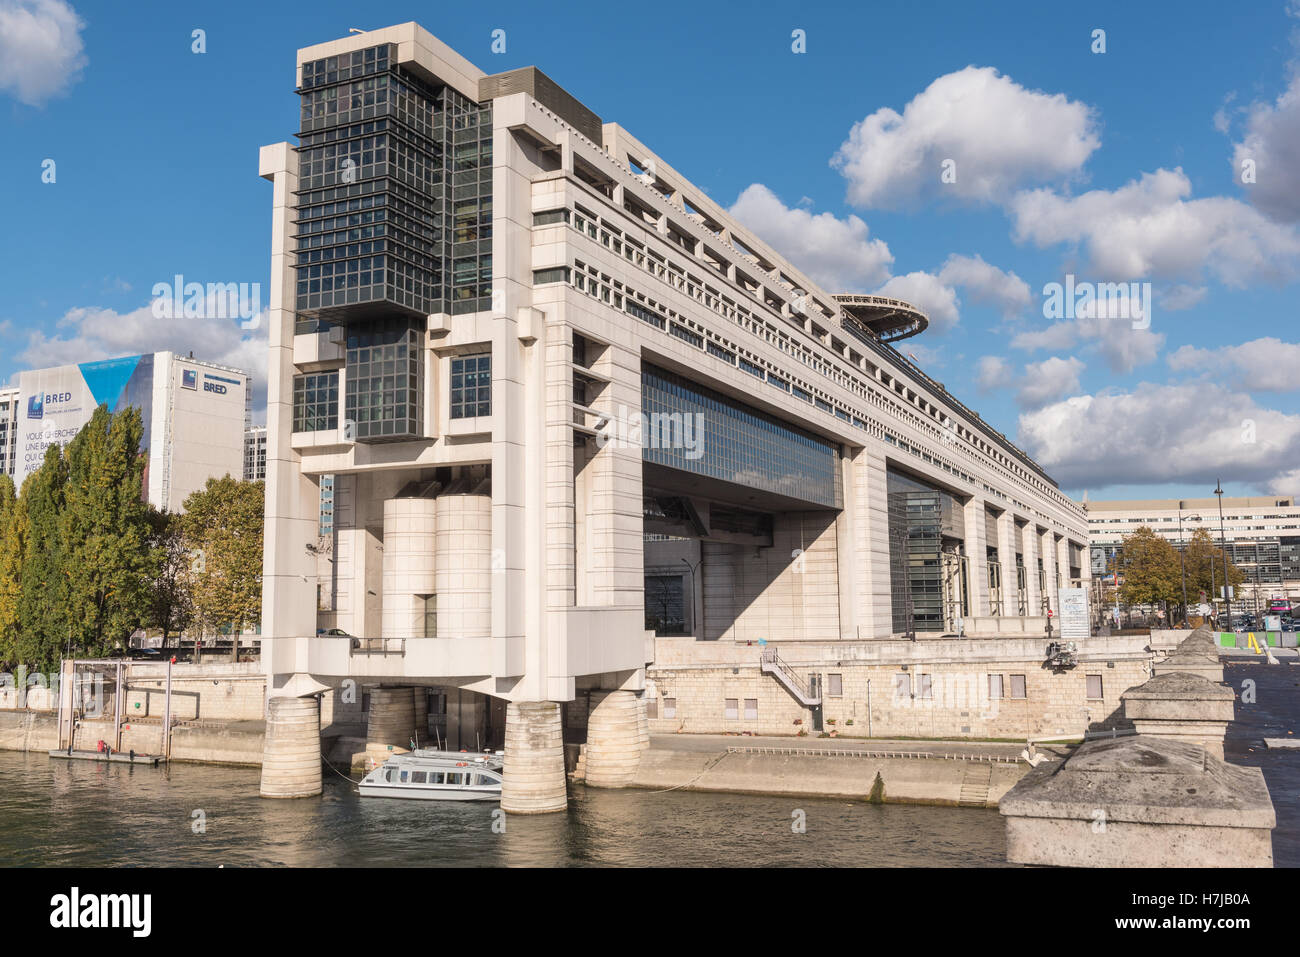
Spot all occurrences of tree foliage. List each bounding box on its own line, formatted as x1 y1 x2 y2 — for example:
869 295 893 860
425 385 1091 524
1183 527 1245 601
0 406 265 671
181 476 265 641
1117 526 1182 606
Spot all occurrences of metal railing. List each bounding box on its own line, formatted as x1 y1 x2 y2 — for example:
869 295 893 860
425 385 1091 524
759 649 821 705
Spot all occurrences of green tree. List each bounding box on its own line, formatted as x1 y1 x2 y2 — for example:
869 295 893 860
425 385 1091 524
1118 526 1182 606
62 405 153 657
144 507 193 648
182 476 264 660
1183 527 1245 603
0 474 19 668
16 444 70 671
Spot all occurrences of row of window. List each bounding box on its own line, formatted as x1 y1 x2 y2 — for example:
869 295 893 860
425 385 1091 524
545 196 1078 520
649 674 1107 717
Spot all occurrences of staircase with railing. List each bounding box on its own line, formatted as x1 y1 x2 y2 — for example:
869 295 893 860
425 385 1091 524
760 649 822 707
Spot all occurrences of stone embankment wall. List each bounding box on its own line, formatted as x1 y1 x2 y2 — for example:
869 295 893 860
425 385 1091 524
648 636 1150 740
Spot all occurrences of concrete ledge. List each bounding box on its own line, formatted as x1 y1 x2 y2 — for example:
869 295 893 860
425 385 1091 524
1000 736 1274 867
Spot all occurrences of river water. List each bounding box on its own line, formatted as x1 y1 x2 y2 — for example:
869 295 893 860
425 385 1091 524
0 750 1010 867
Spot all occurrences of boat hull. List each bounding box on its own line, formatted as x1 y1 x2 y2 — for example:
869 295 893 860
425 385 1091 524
358 784 500 802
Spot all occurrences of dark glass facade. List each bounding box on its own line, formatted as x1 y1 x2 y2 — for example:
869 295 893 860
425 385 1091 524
343 319 422 440
887 469 966 633
293 371 339 433
294 45 493 325
641 364 840 509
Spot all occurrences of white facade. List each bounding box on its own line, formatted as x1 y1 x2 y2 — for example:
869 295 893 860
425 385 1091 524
0 387 17 481
1088 495 1300 607
258 23 1091 801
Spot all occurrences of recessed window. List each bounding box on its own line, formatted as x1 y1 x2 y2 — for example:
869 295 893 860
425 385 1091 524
827 674 843 698
450 354 491 419
894 673 912 700
293 371 339 433
988 674 1004 700
724 698 738 720
533 266 570 285
918 674 933 699
1009 675 1027 699
743 698 758 720
663 697 677 719
1086 674 1103 700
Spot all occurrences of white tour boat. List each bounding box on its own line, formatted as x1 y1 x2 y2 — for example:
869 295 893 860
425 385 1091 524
359 749 503 801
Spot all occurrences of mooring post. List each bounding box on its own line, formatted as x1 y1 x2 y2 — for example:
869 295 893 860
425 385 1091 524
162 658 173 758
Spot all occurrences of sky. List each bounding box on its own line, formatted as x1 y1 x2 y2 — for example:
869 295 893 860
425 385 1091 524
1 0 1298 502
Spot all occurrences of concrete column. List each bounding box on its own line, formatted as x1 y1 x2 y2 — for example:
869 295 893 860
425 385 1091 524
367 686 417 751
963 497 990 617
584 690 644 787
260 695 322 798
1025 525 1043 615
997 512 1017 615
1041 530 1059 614
501 701 567 814
635 691 650 751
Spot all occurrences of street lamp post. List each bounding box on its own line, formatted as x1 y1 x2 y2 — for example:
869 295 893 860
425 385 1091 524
1177 504 1189 627
1215 479 1233 631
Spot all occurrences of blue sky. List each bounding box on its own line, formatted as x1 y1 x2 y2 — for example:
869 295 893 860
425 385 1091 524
2 0 1298 501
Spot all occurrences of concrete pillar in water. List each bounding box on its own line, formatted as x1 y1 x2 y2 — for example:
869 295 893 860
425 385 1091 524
260 695 322 798
635 692 650 752
368 686 417 751
584 690 644 788
501 702 567 814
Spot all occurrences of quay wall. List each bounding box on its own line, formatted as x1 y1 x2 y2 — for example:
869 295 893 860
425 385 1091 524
627 747 1029 807
648 637 1151 740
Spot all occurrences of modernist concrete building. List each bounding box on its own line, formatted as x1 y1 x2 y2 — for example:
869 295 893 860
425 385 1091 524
245 425 268 481
258 23 1093 810
1087 495 1300 613
1 353 250 511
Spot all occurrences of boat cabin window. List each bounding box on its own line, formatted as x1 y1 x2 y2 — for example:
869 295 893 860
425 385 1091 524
411 771 426 783
430 772 445 784
474 774 495 786
445 772 463 786
400 770 409 783
384 769 394 782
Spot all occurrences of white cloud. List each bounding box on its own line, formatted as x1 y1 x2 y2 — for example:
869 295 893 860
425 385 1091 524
1158 284 1208 311
975 355 1012 392
1167 337 1300 391
831 66 1100 208
0 0 86 106
1016 356 1085 408
1232 73 1300 223
1018 382 1300 491
18 299 268 412
873 270 960 331
727 184 893 290
1010 312 1164 374
1008 168 1300 287
936 254 1032 318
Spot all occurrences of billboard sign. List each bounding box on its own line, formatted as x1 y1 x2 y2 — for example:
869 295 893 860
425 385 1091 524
1058 586 1090 640
16 355 155 483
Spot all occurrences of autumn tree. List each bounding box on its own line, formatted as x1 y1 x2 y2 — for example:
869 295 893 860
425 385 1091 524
181 476 265 659
1118 526 1183 607
1183 527 1245 603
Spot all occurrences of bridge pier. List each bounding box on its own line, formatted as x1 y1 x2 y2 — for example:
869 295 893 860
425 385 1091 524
501 702 567 814
584 690 646 788
259 695 322 798
367 686 417 752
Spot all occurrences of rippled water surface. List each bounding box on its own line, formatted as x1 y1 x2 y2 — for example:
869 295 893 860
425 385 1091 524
0 750 1010 867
